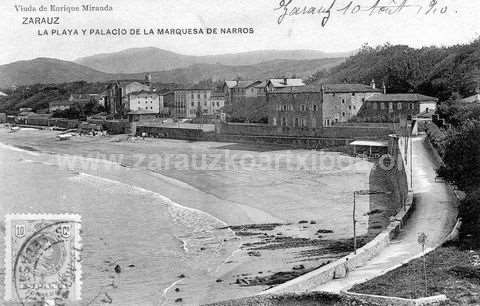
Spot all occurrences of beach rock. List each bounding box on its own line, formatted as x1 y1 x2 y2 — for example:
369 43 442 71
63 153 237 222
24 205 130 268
247 251 261 257
216 279 223 283
175 288 180 292
178 274 186 278
174 298 183 303
310 220 317 224
292 264 305 270
114 264 121 274
128 264 135 268
298 220 308 224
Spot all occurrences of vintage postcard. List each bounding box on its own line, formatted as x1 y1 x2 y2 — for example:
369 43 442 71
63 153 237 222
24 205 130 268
0 0 479 305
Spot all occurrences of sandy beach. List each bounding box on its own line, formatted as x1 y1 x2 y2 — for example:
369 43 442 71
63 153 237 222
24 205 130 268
0 126 397 305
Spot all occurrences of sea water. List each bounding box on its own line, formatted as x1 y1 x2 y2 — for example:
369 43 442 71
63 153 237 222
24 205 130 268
0 143 237 305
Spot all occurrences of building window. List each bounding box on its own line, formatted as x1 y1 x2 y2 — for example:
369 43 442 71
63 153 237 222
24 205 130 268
380 103 385 110
313 105 318 112
273 117 277 126
342 112 346 117
342 99 345 104
301 104 306 111
398 103 402 110
349 105 352 110
352 93 356 96
295 118 299 128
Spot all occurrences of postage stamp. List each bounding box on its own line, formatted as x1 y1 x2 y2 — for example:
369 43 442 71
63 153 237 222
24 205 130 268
4 214 82 304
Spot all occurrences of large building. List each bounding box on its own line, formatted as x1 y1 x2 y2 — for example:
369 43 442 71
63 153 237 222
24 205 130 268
266 78 305 93
127 91 162 113
104 75 152 116
268 87 323 130
222 78 307 122
173 89 212 118
222 81 238 107
210 91 225 117
364 93 439 118
321 83 383 126
268 82 383 130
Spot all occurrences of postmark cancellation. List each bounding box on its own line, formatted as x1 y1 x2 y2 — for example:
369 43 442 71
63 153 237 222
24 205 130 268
4 214 82 304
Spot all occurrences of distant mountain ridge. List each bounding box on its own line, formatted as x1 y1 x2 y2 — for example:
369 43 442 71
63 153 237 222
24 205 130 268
0 57 346 88
75 47 353 73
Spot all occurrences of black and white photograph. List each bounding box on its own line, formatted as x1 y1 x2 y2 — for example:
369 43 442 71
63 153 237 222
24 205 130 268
0 0 478 305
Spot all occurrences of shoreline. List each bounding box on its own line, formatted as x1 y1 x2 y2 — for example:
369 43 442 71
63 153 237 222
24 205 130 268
0 127 390 304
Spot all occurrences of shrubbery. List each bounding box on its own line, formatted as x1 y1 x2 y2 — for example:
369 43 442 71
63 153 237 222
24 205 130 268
436 120 480 248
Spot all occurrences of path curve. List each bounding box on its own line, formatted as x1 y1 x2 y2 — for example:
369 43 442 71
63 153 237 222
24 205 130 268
312 135 458 293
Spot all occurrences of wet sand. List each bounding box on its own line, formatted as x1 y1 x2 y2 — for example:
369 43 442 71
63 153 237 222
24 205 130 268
0 126 394 305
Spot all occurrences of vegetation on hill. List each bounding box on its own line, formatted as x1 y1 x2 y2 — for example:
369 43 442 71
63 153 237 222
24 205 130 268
434 100 480 249
0 56 344 88
0 81 108 113
309 38 480 101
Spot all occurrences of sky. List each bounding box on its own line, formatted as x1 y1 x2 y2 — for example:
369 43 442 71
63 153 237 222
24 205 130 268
0 0 479 65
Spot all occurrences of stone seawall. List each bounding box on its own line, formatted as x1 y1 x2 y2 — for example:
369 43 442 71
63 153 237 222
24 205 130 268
260 136 411 295
216 122 394 139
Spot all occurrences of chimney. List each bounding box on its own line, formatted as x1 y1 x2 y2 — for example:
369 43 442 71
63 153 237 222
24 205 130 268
145 73 152 87
382 81 386 94
370 79 376 89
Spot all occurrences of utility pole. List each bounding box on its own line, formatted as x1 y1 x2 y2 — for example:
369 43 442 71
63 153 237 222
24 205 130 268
410 132 413 190
353 191 357 254
352 190 392 254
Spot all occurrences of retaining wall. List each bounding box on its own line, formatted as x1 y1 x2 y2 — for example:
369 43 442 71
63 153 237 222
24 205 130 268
341 292 448 306
135 125 206 141
216 123 394 139
262 192 414 295
262 137 411 295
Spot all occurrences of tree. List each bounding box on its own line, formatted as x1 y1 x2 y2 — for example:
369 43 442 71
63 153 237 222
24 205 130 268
458 190 480 249
437 120 480 191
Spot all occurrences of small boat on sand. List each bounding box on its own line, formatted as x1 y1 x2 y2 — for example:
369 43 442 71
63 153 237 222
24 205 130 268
56 133 73 141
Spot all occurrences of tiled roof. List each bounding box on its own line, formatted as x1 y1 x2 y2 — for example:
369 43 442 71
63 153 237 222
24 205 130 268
268 85 323 93
224 81 238 88
268 79 305 88
236 80 261 89
128 90 158 96
366 93 439 102
253 81 267 88
459 94 480 103
323 84 382 93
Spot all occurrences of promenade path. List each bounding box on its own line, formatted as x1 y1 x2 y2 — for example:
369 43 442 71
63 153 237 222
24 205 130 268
313 135 458 293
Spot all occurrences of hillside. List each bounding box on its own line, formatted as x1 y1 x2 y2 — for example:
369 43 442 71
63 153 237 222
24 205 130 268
75 47 351 73
0 58 113 88
309 39 480 101
0 57 345 88
138 58 346 84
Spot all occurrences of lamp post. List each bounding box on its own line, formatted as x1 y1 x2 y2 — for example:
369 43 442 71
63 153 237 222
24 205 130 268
353 189 392 254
